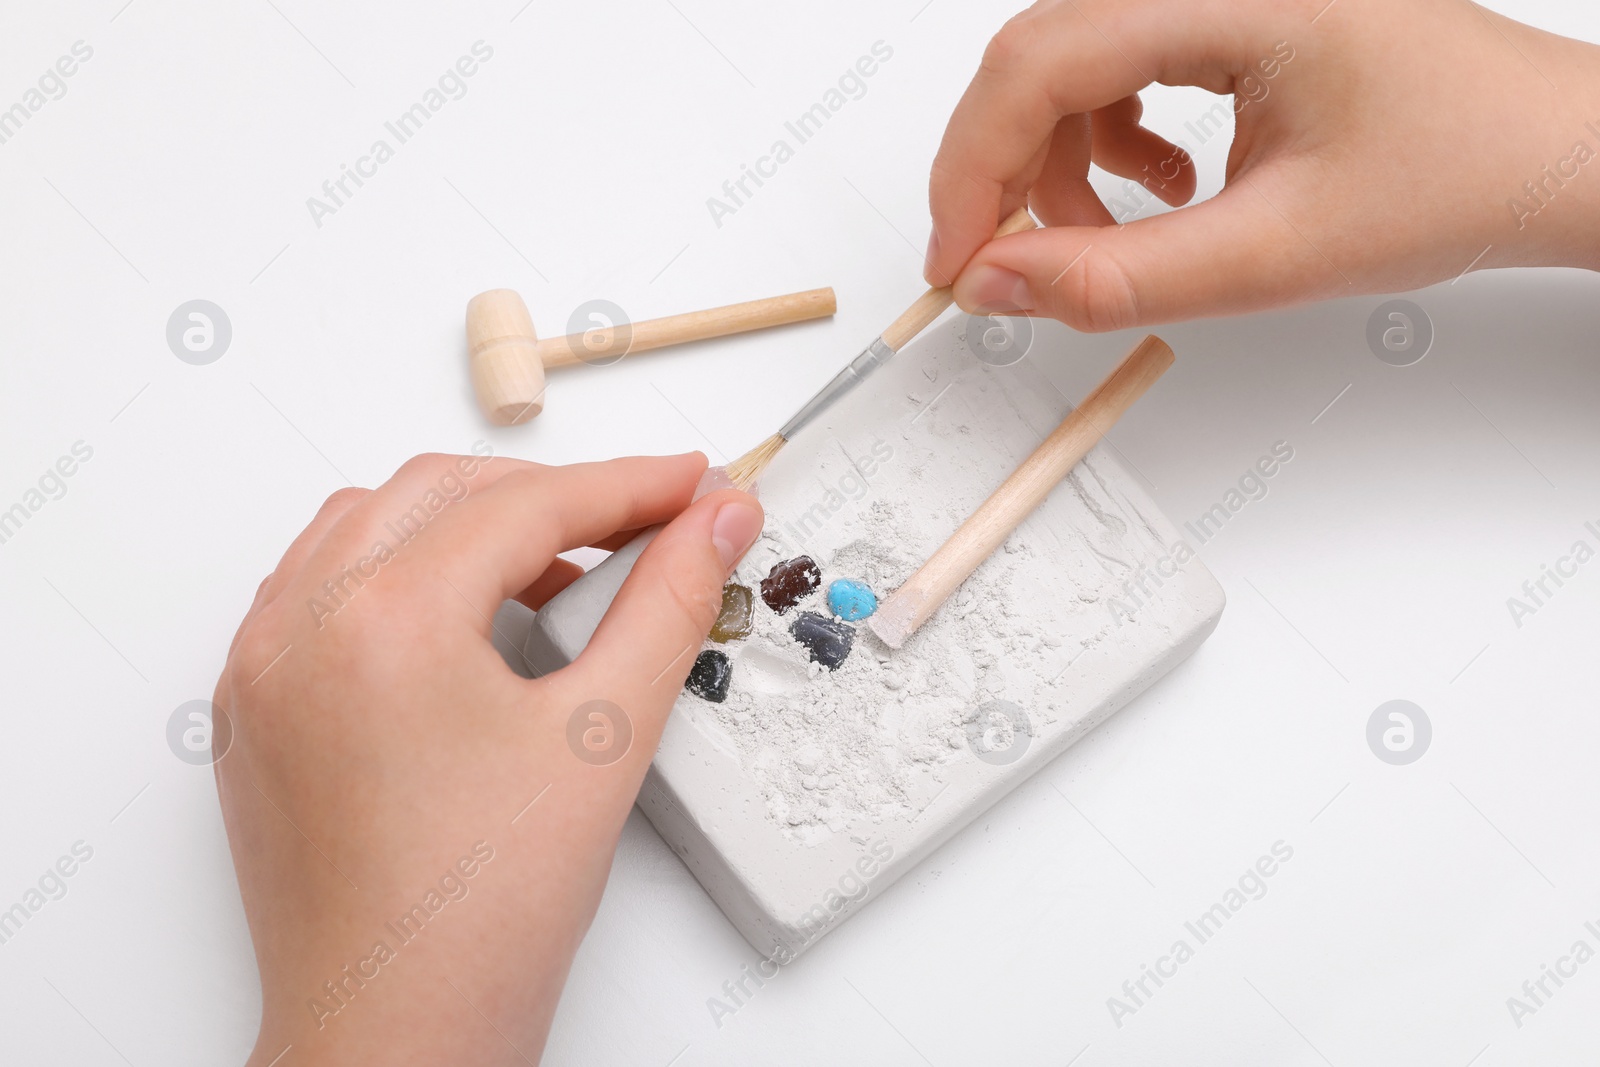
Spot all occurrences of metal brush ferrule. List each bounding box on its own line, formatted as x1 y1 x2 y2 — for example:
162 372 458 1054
777 337 895 441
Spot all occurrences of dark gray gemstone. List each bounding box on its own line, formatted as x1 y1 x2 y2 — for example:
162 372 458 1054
789 611 854 671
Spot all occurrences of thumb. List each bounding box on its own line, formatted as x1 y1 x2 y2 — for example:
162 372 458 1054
952 188 1339 331
562 488 763 738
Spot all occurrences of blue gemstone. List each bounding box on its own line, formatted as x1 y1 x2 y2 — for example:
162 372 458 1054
826 578 877 622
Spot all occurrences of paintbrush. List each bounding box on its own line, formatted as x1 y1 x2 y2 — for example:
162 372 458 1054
726 207 1037 489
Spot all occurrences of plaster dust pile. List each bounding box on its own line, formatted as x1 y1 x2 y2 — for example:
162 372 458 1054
699 500 1068 846
525 321 1224 959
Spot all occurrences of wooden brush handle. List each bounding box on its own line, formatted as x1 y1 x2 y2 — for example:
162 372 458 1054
878 207 1036 352
539 287 836 368
868 334 1175 648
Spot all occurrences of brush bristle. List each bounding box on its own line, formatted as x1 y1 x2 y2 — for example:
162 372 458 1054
726 434 786 491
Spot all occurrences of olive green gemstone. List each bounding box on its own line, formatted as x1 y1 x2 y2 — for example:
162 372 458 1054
710 583 754 642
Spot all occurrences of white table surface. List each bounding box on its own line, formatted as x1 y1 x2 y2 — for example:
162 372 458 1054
3 1 1599 1064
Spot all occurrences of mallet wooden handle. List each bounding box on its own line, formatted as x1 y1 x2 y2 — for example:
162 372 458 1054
467 286 836 426
540 287 836 368
879 207 1036 351
868 334 1175 649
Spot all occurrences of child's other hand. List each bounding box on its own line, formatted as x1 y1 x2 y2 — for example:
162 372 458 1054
220 451 762 1066
926 0 1600 329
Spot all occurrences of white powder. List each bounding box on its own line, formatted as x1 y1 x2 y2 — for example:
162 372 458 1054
681 355 1164 846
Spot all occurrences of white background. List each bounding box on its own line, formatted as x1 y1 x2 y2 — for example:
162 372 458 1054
3 1 1599 1064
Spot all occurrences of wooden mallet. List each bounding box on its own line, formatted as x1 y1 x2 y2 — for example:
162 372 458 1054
466 286 837 425
868 334 1176 649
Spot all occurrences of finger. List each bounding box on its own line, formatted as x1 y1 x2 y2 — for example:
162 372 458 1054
407 453 709 617
229 486 368 660
925 2 1239 286
952 181 1341 331
232 487 371 655
1026 114 1116 232
267 488 372 593
590 529 654 553
580 471 758 553
516 528 692 613
557 489 764 743
286 452 524 589
512 558 585 611
926 4 1153 285
1088 96 1197 208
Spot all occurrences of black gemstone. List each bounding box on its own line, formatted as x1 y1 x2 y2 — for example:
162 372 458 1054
685 649 732 702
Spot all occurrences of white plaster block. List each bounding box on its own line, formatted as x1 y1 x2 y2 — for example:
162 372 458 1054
525 324 1225 960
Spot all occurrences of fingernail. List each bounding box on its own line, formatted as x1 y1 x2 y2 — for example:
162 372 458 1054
711 500 763 572
693 465 734 500
923 228 941 282
962 264 1033 313
695 465 758 502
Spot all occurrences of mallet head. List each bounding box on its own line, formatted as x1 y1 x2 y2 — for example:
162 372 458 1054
466 288 545 425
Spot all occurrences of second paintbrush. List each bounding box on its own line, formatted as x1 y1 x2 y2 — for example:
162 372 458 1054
727 207 1037 489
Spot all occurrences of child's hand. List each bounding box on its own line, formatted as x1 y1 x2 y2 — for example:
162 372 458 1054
219 451 762 1066
926 0 1600 329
